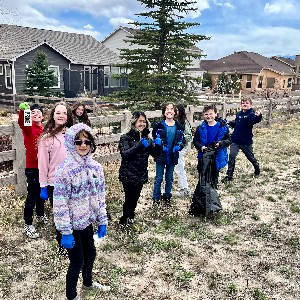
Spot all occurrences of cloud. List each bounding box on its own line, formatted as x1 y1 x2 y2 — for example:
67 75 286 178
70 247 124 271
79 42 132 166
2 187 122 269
84 24 94 30
109 17 135 28
264 1 296 14
199 25 300 59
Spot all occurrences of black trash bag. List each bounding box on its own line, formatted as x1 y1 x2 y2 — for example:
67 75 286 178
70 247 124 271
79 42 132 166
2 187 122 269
189 146 222 217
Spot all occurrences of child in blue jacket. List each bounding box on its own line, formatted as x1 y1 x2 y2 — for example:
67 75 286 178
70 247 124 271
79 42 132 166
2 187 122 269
152 102 185 206
222 96 262 182
193 105 230 188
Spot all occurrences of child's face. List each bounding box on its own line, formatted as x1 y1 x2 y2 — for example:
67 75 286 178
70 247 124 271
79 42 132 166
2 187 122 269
74 132 91 156
54 105 68 127
204 109 217 123
241 100 252 111
75 106 84 116
31 109 43 124
135 116 147 132
164 104 175 120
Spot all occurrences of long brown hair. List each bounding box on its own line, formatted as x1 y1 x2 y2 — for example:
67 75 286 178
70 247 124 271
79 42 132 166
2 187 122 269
72 102 91 126
175 103 187 127
41 102 74 139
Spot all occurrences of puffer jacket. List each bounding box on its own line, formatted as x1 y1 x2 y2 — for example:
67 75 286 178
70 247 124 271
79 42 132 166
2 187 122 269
152 120 186 165
119 128 162 185
53 123 108 235
193 118 230 170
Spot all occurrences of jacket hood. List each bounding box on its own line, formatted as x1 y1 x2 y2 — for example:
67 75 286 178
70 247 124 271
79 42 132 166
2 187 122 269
65 123 93 154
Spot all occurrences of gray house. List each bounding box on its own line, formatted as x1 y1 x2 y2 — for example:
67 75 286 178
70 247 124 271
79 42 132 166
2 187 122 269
0 24 126 96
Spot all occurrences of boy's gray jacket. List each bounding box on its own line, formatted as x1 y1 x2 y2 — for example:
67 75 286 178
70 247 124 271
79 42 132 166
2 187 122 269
53 123 108 236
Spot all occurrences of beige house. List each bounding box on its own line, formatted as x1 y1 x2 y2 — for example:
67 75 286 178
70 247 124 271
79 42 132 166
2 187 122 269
201 51 296 94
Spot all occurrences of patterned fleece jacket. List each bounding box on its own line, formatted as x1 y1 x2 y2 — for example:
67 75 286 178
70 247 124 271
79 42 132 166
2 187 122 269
53 123 108 236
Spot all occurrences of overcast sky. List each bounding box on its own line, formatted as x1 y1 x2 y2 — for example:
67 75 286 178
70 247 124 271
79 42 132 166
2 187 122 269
0 0 299 59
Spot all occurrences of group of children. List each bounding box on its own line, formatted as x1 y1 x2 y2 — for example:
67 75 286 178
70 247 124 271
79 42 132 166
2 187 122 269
17 97 261 300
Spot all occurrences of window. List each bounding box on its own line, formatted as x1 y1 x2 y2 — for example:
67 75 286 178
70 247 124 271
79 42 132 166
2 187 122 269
266 77 275 88
104 66 110 88
120 67 128 87
246 75 252 88
49 65 60 88
0 65 3 75
110 67 120 87
258 76 263 89
4 65 12 89
287 78 292 88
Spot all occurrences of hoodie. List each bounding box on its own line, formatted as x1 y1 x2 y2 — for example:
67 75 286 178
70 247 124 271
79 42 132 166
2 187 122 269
53 123 108 235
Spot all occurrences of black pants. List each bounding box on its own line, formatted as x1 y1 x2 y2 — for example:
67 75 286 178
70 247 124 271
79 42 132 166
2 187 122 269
121 182 143 223
48 185 54 207
227 143 259 177
57 224 96 300
24 168 45 225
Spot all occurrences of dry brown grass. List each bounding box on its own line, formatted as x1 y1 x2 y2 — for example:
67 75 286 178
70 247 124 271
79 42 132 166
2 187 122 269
0 119 299 300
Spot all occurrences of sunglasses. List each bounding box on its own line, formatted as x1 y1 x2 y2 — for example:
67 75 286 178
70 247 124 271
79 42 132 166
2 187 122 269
74 139 92 146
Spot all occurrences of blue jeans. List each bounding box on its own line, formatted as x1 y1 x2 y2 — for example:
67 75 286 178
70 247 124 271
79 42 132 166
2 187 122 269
153 162 175 200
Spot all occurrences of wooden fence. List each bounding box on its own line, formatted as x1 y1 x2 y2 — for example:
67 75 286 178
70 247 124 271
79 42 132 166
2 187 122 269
0 97 300 196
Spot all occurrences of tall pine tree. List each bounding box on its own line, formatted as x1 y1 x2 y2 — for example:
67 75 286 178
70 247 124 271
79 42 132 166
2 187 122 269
23 50 57 96
116 0 209 109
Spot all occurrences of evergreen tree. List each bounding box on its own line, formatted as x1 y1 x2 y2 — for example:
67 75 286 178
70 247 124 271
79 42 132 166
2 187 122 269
229 72 242 94
202 72 212 88
116 0 209 109
23 50 57 96
216 72 230 95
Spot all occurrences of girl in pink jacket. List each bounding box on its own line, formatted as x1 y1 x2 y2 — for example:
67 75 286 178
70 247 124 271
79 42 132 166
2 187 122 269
38 102 74 206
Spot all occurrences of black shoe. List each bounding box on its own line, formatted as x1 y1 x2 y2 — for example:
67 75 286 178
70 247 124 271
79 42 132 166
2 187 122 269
221 176 233 183
254 165 260 176
153 199 160 205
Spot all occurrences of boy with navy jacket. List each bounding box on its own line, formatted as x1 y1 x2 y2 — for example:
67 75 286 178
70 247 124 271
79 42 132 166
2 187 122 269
222 96 262 182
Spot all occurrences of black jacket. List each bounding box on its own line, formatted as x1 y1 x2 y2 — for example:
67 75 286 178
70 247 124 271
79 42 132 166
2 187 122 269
119 128 162 185
152 120 185 165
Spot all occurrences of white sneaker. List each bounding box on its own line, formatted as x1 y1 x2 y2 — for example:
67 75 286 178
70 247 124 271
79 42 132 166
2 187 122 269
174 188 191 197
24 224 39 238
83 282 110 292
36 215 50 226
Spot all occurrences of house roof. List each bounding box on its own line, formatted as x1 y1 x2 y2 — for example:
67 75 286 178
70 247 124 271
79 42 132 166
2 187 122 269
271 56 296 68
201 51 295 75
0 23 121 65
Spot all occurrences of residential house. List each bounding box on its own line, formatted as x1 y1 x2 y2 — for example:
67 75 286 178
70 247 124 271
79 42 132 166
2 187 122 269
271 55 300 88
0 23 125 97
102 26 204 90
201 51 296 94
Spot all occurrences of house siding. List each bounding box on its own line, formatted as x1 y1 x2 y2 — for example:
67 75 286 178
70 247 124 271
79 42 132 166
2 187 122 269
14 44 69 93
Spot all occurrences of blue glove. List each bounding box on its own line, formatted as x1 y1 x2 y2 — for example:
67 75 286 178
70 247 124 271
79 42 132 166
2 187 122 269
141 138 149 148
173 145 181 153
61 234 75 249
163 146 168 152
97 225 107 238
40 187 48 201
153 137 162 145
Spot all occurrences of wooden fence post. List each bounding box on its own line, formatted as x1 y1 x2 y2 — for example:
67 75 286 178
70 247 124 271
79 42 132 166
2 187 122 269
186 105 194 127
267 98 273 127
219 101 227 120
287 97 292 119
121 110 132 133
12 121 27 196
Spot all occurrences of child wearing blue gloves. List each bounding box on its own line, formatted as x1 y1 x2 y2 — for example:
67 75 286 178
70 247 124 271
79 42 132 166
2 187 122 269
118 111 162 226
53 123 110 300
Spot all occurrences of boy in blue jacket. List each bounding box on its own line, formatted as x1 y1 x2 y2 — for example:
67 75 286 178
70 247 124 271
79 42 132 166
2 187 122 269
222 96 262 182
193 105 230 189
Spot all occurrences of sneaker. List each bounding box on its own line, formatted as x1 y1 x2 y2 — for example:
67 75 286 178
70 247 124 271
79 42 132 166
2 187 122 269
174 189 191 197
221 176 233 183
153 199 160 205
24 224 39 238
36 215 50 226
254 165 260 176
83 282 110 292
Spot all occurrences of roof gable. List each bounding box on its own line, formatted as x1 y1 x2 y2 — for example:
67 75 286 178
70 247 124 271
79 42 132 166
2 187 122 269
201 51 295 75
0 23 121 65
